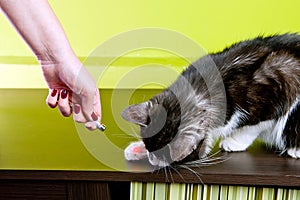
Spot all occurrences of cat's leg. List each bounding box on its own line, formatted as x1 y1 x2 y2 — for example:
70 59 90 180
124 141 148 160
220 121 272 152
220 129 259 152
282 101 300 158
287 148 300 158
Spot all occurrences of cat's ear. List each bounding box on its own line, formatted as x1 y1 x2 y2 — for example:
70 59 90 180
122 102 149 127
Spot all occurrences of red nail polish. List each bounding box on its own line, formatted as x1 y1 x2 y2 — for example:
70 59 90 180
61 90 68 99
51 89 57 97
74 104 80 114
91 112 98 121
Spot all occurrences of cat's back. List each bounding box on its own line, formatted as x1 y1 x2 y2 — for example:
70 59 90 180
213 33 300 69
213 34 300 122
264 33 300 53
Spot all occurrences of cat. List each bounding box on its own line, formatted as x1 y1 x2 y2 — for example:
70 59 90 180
122 33 300 167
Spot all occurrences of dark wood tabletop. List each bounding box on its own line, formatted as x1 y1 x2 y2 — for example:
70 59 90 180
1 143 299 187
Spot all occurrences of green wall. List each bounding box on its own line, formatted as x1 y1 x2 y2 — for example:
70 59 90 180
1 0 300 58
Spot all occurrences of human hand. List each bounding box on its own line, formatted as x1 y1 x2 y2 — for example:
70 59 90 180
41 57 102 130
0 0 103 130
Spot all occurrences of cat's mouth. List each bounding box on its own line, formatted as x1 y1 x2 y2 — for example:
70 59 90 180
173 139 204 165
148 139 204 167
147 145 172 167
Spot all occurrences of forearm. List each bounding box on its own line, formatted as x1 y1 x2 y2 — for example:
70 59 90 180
0 0 75 63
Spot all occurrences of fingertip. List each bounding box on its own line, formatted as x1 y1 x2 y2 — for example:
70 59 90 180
47 101 57 109
58 90 72 117
73 104 87 123
93 106 102 121
60 89 68 99
46 89 59 108
62 110 72 117
91 112 99 121
85 121 97 131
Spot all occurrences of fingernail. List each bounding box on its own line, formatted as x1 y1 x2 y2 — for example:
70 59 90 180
51 89 57 97
91 112 99 121
74 104 80 114
61 90 68 99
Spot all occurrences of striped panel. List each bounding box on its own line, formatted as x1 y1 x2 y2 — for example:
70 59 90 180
130 182 300 200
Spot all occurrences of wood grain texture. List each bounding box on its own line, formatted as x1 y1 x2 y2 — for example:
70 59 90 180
0 145 299 187
0 180 66 200
0 180 125 200
67 182 110 200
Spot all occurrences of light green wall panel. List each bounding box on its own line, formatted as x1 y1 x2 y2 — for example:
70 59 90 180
1 0 300 57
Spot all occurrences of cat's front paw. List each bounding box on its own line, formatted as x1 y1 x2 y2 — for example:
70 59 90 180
220 137 248 152
287 147 300 159
124 141 148 161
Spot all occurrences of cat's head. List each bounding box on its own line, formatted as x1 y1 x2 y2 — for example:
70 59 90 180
122 89 208 167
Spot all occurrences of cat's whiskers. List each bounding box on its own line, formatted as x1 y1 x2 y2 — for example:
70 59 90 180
169 151 229 183
159 156 173 182
142 94 147 102
176 164 203 184
152 165 162 176
129 125 141 139
183 151 229 167
167 166 175 183
169 165 186 183
163 165 169 182
110 133 136 139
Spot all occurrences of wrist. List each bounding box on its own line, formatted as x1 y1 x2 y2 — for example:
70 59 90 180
36 44 77 64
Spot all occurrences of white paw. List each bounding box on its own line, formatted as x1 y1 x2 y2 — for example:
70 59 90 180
124 141 148 161
287 147 300 158
220 137 248 152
